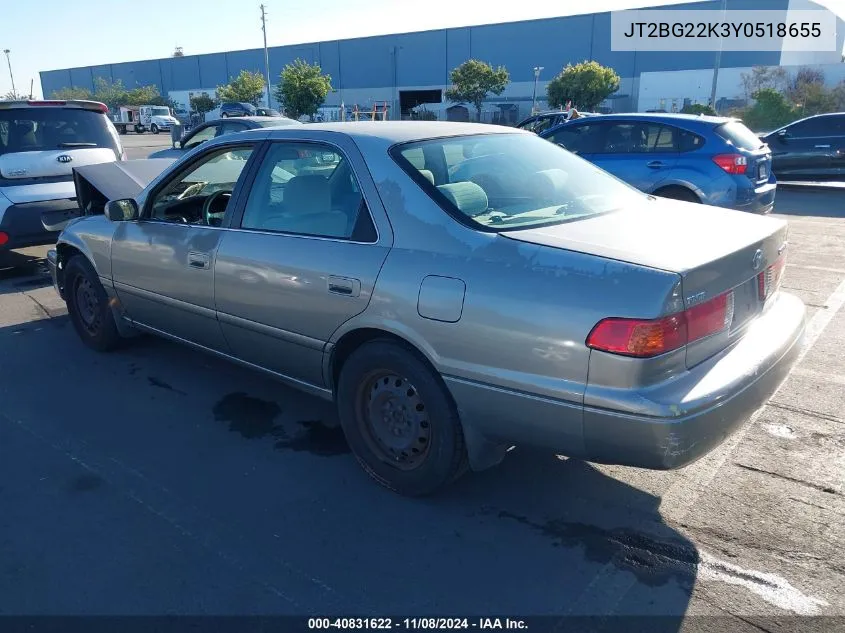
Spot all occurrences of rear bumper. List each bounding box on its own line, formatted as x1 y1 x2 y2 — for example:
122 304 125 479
445 292 805 470
734 181 776 214
0 198 79 250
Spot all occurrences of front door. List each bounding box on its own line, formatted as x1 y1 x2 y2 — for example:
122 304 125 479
110 142 259 350
213 139 391 388
770 117 832 176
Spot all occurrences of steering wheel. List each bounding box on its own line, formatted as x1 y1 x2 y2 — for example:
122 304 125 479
202 190 232 226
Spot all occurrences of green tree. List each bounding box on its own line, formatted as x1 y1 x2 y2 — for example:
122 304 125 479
547 61 620 111
681 103 717 115
93 77 128 110
740 66 788 101
50 86 94 100
217 70 266 106
787 67 829 116
274 59 332 120
444 59 509 122
739 88 797 131
190 92 217 115
125 84 163 106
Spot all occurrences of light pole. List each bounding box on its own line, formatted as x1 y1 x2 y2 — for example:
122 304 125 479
3 49 16 99
532 66 544 115
260 4 272 108
709 0 727 112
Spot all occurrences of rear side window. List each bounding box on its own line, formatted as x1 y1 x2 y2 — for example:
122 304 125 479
716 120 764 151
598 122 680 154
547 124 604 154
0 108 120 158
677 129 706 152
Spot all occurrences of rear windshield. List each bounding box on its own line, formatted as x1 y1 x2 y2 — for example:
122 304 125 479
391 133 642 232
716 120 764 151
0 107 120 158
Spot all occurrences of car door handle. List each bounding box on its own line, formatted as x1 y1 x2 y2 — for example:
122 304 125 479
646 161 666 168
188 251 210 269
328 276 361 297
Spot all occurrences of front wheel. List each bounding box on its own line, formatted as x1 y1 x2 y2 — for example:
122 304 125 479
151 124 159 134
337 340 468 496
64 256 122 352
221 112 229 118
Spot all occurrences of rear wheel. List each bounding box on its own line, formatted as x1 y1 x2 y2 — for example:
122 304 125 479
134 124 143 134
654 186 700 203
221 112 229 118
64 256 122 353
337 340 468 496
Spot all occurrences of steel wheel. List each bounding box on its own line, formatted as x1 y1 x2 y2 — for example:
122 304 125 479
73 275 101 336
356 371 432 470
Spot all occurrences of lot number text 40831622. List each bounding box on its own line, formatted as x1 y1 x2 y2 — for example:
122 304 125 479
307 618 528 630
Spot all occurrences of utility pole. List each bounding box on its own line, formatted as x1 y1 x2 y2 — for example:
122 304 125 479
709 0 727 112
532 66 544 115
260 4 272 108
3 49 16 98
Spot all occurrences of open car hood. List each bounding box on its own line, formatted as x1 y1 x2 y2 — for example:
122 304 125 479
42 158 175 233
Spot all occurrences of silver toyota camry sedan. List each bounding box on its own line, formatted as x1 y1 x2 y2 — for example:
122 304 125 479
47 122 806 496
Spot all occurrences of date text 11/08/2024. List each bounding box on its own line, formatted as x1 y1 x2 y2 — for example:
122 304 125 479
307 618 528 630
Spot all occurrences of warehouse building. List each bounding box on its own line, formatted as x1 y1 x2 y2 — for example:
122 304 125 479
39 0 844 123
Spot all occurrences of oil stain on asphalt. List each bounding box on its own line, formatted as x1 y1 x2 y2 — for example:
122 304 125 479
213 392 349 456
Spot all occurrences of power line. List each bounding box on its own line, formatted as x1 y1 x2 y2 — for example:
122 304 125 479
260 4 272 107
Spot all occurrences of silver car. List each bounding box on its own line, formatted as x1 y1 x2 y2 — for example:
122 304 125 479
47 122 806 496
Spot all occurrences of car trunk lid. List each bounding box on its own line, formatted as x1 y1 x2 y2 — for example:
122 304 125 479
502 196 788 368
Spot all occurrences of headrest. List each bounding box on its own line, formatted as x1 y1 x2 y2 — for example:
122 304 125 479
418 169 435 185
529 169 569 202
284 175 330 215
436 181 488 217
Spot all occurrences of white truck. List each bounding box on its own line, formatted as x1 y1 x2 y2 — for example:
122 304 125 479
111 105 180 134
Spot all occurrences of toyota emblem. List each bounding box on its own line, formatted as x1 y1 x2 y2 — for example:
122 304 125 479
57 154 73 163
752 249 763 271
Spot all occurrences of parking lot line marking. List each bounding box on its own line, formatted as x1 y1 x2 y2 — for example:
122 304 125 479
660 277 845 524
787 264 845 275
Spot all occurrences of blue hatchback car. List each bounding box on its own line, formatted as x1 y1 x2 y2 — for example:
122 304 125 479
540 113 776 213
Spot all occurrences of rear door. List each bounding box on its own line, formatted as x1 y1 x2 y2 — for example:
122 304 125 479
578 120 679 192
214 137 392 388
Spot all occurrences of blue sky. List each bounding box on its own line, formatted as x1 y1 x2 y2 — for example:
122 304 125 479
1 0 842 98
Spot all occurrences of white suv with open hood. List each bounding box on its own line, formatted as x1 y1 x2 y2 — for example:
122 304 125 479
0 99 124 252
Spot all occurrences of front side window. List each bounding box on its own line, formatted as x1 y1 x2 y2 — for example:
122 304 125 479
149 146 254 224
392 133 641 231
240 142 374 241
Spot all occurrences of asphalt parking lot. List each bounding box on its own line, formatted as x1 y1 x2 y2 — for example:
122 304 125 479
0 146 843 627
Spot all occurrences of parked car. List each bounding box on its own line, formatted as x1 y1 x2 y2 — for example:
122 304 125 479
255 107 282 117
541 113 777 213
220 102 257 118
0 99 124 251
516 109 599 134
148 116 301 159
759 112 845 179
48 122 804 496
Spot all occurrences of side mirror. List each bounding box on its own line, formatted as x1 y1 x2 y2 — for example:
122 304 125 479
777 129 789 141
174 140 182 149
104 199 139 222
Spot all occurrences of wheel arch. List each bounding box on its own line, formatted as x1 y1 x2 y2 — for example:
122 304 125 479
651 180 704 202
326 323 509 473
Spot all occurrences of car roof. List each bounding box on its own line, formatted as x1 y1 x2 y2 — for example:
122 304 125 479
572 112 731 124
204 115 299 125
258 121 524 143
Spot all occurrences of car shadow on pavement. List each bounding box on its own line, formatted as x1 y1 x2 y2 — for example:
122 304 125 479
0 318 695 625
0 250 52 295
774 187 845 218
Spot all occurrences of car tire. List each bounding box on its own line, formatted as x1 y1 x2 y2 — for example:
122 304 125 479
337 340 469 496
151 124 159 134
64 256 122 353
654 186 700 203
221 112 229 118
134 125 143 134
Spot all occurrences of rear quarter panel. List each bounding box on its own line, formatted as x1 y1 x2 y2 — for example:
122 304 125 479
333 143 682 444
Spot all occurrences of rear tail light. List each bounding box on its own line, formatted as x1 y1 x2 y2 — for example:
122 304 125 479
587 290 735 358
0 232 8 246
713 153 748 175
758 256 786 301
26 100 66 106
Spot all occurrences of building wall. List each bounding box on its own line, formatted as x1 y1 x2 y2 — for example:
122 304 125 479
42 0 823 116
